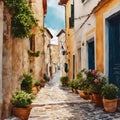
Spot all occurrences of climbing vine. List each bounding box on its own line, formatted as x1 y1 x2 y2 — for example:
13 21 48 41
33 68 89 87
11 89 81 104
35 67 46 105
4 0 38 38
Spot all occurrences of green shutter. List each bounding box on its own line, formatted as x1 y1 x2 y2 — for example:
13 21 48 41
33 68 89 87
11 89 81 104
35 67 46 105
69 4 74 28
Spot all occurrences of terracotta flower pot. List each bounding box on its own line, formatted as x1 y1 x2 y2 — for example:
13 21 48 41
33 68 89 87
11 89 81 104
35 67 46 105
103 98 118 112
117 98 120 111
92 93 103 107
12 106 32 120
72 89 78 94
36 86 40 91
32 86 38 95
78 90 90 100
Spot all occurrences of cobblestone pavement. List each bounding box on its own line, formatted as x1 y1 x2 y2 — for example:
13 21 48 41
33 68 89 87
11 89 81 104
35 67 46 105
5 70 120 120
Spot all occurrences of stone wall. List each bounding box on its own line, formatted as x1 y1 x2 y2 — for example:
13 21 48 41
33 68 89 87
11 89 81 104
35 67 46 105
0 2 3 119
2 5 30 119
51 44 59 74
1 0 45 119
30 0 45 81
2 5 13 118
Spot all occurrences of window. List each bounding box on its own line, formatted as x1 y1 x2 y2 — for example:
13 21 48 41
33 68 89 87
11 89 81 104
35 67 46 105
29 35 35 51
69 17 74 28
69 4 74 28
29 37 32 50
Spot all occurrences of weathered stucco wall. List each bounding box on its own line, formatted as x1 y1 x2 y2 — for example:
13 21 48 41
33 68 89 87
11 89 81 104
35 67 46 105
2 6 13 118
2 0 45 118
74 0 100 71
51 44 59 74
2 6 30 119
44 29 51 76
0 1 3 119
58 31 66 77
31 0 44 81
65 0 75 80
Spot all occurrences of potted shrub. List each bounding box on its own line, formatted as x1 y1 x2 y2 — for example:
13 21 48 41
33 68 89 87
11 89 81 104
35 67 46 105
40 79 46 87
34 81 41 91
82 69 107 105
21 73 33 93
12 90 35 120
76 69 91 99
88 75 107 106
102 84 119 112
60 76 69 86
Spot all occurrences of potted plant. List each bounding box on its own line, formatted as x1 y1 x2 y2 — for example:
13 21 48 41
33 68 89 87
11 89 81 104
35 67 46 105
60 76 69 86
76 69 92 99
102 84 119 112
12 90 35 120
88 75 107 106
21 73 33 93
82 69 107 105
34 81 41 91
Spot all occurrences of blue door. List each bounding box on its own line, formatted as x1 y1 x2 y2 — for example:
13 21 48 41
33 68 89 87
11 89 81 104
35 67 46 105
108 13 120 91
88 40 95 69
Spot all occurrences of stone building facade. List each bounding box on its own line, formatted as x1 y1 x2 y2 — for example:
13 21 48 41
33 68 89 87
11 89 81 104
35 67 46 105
74 0 120 87
44 28 53 78
0 1 3 119
60 0 120 92
59 0 76 80
50 44 59 75
0 0 47 119
57 29 67 77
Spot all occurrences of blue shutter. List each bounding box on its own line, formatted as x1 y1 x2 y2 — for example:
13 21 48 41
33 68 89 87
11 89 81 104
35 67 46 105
88 41 95 69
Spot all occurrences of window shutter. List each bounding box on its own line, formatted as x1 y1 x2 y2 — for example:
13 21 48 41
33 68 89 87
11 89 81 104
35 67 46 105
71 4 74 18
69 4 74 28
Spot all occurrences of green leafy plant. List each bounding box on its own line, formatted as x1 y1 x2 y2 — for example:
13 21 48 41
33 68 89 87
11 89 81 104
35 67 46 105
80 69 107 94
102 84 119 99
69 79 80 89
28 50 40 57
88 76 107 94
60 76 69 86
12 90 35 108
21 73 33 93
34 81 42 87
4 0 38 38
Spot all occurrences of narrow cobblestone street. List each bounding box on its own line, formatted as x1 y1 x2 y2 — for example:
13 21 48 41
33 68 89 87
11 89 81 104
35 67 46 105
5 70 120 120
28 70 120 120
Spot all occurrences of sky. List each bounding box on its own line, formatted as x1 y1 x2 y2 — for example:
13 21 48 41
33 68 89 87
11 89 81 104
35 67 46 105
45 0 65 44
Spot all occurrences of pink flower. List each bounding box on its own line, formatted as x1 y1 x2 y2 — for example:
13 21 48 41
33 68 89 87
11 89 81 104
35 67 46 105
91 70 97 75
94 79 99 84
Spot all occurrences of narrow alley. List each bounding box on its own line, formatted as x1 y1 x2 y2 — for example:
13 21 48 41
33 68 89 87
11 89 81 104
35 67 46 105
28 70 120 120
5 70 120 120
